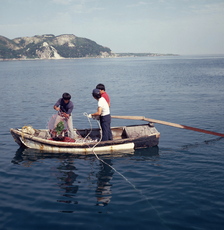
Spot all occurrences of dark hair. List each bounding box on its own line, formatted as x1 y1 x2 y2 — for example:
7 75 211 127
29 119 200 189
62 92 71 100
96 83 105 91
92 88 101 99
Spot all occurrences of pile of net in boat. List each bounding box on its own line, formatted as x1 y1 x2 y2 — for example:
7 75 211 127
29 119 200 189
47 114 97 143
47 114 69 140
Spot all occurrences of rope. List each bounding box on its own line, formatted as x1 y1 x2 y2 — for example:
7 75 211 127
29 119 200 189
83 113 169 228
91 119 138 187
83 112 144 188
82 112 93 143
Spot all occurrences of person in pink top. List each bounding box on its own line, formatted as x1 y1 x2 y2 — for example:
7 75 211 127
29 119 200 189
96 83 110 107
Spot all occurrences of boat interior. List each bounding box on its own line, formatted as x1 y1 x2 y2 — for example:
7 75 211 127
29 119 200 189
19 123 158 141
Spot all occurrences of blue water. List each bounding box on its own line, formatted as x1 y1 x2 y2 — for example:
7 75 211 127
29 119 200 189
0 56 224 230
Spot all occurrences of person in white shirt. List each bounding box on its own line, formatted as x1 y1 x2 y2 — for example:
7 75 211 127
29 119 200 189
89 88 113 141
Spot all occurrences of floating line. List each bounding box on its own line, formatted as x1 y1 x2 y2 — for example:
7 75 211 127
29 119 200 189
83 113 170 229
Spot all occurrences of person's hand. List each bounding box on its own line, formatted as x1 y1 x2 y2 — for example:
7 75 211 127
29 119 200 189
61 112 69 119
88 114 92 118
93 115 100 120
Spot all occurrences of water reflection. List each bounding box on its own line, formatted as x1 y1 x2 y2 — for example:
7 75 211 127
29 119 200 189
134 146 159 158
56 159 79 204
12 146 159 208
95 159 113 206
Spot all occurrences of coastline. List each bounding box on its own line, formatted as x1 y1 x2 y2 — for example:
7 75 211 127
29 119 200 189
0 53 179 62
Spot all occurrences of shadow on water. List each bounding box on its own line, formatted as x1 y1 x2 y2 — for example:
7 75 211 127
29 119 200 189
11 146 159 208
12 145 159 164
134 145 159 158
181 136 223 150
11 146 170 228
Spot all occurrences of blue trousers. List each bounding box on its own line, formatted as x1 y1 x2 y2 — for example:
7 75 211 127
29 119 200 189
100 114 113 141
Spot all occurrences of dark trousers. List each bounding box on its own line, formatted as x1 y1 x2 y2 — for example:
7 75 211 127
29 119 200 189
100 114 113 141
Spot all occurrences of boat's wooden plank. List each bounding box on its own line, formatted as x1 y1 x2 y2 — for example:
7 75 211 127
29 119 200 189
10 123 160 153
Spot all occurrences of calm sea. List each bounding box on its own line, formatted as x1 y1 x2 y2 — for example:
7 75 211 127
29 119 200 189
0 55 224 230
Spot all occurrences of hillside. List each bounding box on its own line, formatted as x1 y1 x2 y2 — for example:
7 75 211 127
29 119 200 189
0 34 114 60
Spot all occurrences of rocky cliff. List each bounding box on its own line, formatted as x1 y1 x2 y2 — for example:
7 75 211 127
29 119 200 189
0 34 114 60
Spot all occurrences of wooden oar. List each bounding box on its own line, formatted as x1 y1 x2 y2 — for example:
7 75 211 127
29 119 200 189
111 115 224 137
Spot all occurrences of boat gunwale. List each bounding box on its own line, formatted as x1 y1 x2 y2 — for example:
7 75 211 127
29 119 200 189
10 125 160 148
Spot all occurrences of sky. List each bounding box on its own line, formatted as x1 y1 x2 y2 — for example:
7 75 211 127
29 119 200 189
0 0 224 55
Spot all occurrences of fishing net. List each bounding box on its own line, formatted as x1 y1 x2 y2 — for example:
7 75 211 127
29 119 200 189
47 113 69 140
47 113 98 143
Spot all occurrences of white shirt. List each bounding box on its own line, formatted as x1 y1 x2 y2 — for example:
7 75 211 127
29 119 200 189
98 97 110 116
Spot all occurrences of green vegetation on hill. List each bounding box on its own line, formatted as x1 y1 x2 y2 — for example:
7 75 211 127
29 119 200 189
0 34 178 60
55 37 111 58
0 34 113 59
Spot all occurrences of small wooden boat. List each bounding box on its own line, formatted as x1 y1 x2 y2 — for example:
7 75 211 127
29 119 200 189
10 123 160 155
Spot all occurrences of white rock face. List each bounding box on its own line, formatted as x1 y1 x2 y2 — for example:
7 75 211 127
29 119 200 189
51 46 62 59
4 34 113 59
42 42 49 47
36 42 62 59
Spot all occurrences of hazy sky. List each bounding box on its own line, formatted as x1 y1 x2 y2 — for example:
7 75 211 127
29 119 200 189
1 0 224 55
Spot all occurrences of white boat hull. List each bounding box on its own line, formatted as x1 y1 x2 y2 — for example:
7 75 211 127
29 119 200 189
10 123 160 155
19 136 135 154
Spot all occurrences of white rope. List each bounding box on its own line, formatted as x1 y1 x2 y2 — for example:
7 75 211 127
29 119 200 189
82 113 140 185
83 113 143 192
82 112 93 143
83 113 168 228
91 120 139 188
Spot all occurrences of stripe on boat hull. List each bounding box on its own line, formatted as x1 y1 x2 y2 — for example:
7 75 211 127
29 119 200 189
20 137 135 154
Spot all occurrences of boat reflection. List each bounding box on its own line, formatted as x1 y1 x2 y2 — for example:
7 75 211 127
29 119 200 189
56 158 79 204
12 146 159 208
134 145 159 157
95 159 113 206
